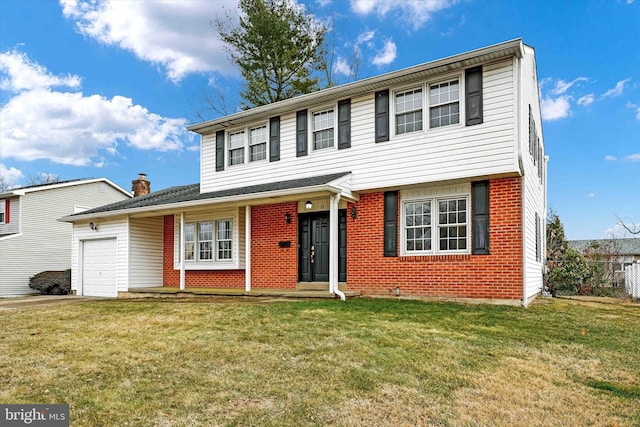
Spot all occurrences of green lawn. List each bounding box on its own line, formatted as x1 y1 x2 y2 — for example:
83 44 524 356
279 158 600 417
1 297 638 426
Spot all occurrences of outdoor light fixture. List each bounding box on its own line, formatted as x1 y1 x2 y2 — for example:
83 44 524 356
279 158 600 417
305 200 313 209
350 205 357 220
395 287 400 296
285 212 291 224
89 222 99 231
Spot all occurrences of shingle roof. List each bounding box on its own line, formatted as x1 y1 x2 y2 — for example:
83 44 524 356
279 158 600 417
67 172 351 217
568 238 640 256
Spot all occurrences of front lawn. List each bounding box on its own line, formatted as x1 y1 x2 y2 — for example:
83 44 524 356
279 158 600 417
1 297 638 426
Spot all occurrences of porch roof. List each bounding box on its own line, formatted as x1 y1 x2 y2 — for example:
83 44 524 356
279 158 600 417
59 172 353 222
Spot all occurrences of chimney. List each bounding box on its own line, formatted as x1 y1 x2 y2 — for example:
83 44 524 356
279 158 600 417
132 173 151 197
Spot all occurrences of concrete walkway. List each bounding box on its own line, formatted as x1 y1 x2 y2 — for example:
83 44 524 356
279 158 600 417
0 295 97 310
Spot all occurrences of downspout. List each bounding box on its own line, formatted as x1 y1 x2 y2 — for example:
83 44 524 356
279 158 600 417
515 54 528 308
245 205 251 292
179 212 185 291
329 193 346 301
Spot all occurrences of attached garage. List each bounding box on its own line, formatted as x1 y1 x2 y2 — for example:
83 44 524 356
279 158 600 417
81 238 117 297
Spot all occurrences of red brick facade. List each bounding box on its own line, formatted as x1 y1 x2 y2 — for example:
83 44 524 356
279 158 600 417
162 177 523 300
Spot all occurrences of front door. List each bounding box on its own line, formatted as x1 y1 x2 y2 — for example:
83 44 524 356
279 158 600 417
299 211 347 282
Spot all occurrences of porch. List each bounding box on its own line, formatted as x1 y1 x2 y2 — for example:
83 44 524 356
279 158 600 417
121 286 361 299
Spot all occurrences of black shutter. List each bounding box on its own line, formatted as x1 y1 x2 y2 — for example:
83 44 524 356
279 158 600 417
338 99 351 149
535 212 541 262
375 90 389 143
383 191 398 257
465 66 483 126
529 105 534 155
215 130 225 172
296 110 308 157
472 181 490 255
269 116 280 162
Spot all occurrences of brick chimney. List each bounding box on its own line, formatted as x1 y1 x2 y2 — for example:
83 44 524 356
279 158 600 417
132 173 151 197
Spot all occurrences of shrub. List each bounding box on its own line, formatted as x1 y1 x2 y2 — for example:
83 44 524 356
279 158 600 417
547 247 592 296
29 270 71 295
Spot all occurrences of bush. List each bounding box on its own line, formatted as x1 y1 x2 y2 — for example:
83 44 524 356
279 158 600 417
547 247 592 296
29 270 71 295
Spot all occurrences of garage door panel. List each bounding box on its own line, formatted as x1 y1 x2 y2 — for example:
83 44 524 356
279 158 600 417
82 239 117 297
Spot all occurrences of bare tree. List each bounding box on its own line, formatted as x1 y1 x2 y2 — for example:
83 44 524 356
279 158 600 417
26 173 60 186
0 174 9 193
616 215 640 235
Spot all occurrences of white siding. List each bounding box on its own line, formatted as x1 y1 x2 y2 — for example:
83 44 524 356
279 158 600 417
129 217 164 288
71 218 129 295
519 46 547 302
0 182 129 297
200 59 518 194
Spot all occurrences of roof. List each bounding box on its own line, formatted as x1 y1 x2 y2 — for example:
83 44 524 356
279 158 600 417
0 177 131 198
61 172 352 222
188 38 525 134
568 238 640 256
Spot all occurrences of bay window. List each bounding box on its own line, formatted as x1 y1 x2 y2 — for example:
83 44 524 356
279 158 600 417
184 219 233 263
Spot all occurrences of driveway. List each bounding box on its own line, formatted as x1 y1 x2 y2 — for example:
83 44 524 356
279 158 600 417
0 295 97 310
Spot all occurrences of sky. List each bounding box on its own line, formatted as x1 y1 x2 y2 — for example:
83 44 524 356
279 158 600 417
0 0 638 241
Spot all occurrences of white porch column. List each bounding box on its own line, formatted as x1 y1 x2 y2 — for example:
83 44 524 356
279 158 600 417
179 212 185 291
329 194 345 300
245 205 251 292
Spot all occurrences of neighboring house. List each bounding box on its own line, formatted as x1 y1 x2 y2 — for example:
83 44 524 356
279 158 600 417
61 39 547 306
568 238 640 286
0 179 131 297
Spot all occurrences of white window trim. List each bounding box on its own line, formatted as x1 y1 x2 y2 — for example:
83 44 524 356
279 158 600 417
227 121 269 167
400 192 470 256
215 218 234 262
310 105 336 152
390 73 465 140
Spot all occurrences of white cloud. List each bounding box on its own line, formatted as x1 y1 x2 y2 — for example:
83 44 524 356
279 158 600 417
627 101 640 120
587 193 595 198
0 163 24 187
0 50 191 166
577 94 594 106
605 155 617 161
604 153 640 162
602 78 631 98
541 95 571 121
356 30 376 46
59 0 235 82
350 0 457 30
333 57 352 76
550 77 588 95
0 49 81 92
372 40 397 66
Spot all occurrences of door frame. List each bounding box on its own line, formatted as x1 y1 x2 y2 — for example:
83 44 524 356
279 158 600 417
298 210 346 282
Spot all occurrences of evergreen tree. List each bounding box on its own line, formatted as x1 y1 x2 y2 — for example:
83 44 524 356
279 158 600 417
215 0 327 109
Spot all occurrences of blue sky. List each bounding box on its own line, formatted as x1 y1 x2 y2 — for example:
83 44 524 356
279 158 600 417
1 0 638 240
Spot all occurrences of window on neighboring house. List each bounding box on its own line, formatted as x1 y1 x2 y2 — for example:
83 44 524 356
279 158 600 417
216 220 233 260
429 79 460 128
184 223 195 261
395 88 423 135
198 221 213 260
249 125 267 162
0 201 5 223
312 109 334 150
403 196 468 254
229 131 245 166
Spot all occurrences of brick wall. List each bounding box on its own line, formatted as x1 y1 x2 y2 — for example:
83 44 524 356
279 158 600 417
346 177 524 300
162 215 245 288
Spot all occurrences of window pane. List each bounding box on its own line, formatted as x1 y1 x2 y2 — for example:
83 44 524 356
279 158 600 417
216 220 233 260
404 200 432 253
249 125 267 162
437 197 468 252
395 88 423 135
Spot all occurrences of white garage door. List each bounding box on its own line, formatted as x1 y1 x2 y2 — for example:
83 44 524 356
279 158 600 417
82 238 117 297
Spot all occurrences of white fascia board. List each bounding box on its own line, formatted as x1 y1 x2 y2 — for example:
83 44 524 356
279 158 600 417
59 183 356 223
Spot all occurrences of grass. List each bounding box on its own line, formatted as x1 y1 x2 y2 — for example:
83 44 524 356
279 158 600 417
1 297 639 426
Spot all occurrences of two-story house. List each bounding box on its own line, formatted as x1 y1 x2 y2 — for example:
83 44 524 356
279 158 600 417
0 178 131 297
61 39 547 306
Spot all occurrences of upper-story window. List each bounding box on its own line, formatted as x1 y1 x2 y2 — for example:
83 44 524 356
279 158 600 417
395 88 423 135
229 131 245 166
312 109 334 150
429 79 460 128
249 125 267 162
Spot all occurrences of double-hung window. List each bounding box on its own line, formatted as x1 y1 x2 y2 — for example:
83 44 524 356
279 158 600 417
249 125 267 162
312 109 334 150
184 220 234 263
395 88 423 135
228 131 245 166
429 79 460 128
403 195 468 254
0 201 5 223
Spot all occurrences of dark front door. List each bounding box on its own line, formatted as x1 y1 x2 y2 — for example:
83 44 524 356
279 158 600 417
299 213 329 282
299 211 347 282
